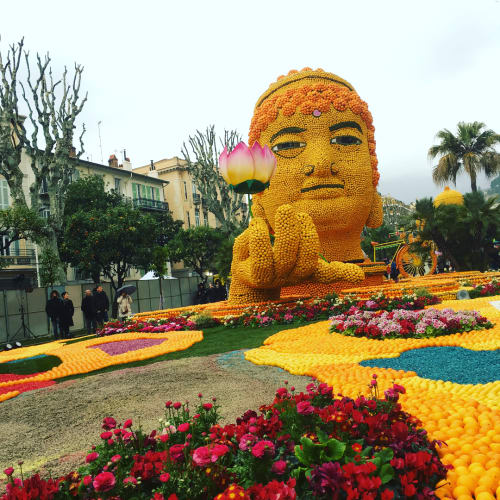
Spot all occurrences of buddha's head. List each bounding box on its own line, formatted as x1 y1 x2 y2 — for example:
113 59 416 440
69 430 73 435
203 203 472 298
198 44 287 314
249 68 381 250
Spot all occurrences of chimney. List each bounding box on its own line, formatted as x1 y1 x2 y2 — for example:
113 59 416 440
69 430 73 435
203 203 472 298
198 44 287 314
150 160 155 171
69 146 77 158
108 154 118 168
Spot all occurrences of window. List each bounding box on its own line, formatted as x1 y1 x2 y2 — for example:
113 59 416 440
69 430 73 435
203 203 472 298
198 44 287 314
155 187 161 201
192 182 197 195
184 181 188 200
132 183 139 200
141 184 148 199
40 207 50 219
204 210 208 226
70 169 80 183
1 235 10 256
150 186 155 200
114 178 121 194
0 180 9 209
187 212 191 227
195 208 200 226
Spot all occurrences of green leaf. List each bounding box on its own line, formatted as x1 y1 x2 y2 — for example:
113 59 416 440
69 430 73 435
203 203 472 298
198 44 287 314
376 447 394 463
325 438 346 461
316 429 329 444
379 463 395 484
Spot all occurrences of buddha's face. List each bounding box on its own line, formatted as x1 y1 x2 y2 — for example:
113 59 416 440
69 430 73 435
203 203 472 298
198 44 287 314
256 106 376 235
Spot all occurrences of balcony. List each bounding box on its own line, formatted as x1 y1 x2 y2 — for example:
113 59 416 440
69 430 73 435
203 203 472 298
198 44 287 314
132 198 169 211
193 193 201 205
0 248 36 267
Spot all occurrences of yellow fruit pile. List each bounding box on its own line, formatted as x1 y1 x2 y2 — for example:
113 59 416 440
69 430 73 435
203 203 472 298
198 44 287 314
245 295 500 498
0 330 203 402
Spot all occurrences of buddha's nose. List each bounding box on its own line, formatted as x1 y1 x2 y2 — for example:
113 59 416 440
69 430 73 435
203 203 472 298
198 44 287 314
303 161 338 177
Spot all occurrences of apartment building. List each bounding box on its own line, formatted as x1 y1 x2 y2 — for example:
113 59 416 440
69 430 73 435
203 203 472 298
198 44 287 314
0 150 167 283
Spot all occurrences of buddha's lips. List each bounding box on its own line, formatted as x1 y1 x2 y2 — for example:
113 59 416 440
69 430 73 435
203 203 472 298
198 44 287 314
301 183 344 193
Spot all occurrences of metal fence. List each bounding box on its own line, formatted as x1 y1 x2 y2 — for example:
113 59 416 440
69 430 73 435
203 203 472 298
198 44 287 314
0 276 201 344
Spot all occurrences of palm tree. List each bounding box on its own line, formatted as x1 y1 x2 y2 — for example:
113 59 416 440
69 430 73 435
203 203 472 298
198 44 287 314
429 121 500 192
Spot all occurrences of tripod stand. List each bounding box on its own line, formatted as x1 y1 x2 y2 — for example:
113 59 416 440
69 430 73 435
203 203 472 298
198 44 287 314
8 294 35 342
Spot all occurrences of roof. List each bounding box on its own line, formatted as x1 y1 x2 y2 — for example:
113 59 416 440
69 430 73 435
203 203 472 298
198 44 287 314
76 158 168 184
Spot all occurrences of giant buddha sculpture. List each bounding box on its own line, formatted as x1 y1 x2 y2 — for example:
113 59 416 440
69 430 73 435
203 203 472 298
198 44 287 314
228 68 383 304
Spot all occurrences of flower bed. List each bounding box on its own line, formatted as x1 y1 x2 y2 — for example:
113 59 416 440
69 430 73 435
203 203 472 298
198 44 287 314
98 317 199 337
2 381 449 499
330 307 492 340
467 279 500 298
245 296 500 498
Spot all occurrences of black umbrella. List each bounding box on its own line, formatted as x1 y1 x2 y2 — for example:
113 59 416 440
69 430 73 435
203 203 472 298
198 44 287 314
116 284 137 296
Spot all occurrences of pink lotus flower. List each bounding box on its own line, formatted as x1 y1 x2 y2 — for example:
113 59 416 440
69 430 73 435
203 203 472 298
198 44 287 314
218 142 276 192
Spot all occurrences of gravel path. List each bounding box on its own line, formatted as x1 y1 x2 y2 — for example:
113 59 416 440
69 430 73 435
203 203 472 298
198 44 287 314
0 350 309 481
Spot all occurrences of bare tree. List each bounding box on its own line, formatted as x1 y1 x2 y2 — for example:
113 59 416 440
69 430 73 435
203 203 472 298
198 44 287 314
0 38 27 205
182 125 250 234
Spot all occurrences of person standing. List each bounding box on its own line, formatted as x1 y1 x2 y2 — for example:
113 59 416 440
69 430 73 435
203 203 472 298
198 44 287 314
81 289 97 335
94 285 110 327
45 290 63 339
117 291 133 321
390 260 399 282
60 291 75 339
214 279 227 301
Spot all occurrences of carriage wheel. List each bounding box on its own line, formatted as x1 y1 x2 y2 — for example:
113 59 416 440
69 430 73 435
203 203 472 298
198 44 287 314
396 244 437 278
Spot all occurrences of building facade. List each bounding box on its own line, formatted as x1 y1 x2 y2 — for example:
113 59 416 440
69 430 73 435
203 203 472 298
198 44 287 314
0 150 167 284
134 157 218 231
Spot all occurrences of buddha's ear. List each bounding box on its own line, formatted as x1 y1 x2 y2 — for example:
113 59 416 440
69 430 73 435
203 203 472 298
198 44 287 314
366 192 383 228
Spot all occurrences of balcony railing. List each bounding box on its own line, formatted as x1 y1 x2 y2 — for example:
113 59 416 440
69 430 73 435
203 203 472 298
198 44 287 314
193 193 201 204
0 248 36 266
132 198 169 211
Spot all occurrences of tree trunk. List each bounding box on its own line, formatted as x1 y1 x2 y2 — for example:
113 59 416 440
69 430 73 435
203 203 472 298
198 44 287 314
159 277 164 309
470 174 477 193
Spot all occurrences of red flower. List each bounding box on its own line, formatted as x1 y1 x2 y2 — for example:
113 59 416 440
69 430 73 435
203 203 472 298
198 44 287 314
85 452 99 463
203 403 213 410
100 431 112 440
101 417 116 430
173 402 182 409
159 472 170 482
123 418 133 428
381 489 394 500
165 400 172 408
111 454 121 463
271 460 287 475
251 440 275 458
3 467 14 476
93 471 116 492
82 475 92 486
177 422 190 432
296 401 314 415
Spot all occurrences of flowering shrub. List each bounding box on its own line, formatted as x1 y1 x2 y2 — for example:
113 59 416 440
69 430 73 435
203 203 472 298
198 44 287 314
468 279 500 298
330 307 492 339
2 380 449 499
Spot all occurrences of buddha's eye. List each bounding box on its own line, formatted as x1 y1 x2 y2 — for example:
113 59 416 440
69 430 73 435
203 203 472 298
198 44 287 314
271 141 306 158
330 135 362 146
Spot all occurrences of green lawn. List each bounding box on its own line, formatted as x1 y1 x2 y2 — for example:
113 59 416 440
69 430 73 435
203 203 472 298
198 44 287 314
0 321 322 382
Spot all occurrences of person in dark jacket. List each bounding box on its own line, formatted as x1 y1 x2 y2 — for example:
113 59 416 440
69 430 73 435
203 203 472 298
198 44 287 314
60 291 75 339
390 260 399 282
194 282 207 305
81 289 97 335
45 290 64 339
94 285 110 327
214 279 227 301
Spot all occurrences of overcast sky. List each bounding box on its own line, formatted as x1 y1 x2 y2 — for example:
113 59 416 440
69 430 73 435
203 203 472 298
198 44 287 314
2 0 499 203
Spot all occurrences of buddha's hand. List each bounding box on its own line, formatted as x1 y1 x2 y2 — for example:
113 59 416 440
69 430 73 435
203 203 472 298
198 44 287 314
230 204 365 296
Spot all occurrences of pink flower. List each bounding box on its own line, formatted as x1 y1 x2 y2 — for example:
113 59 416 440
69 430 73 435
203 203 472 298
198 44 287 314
211 444 229 460
93 471 116 492
193 446 211 467
111 454 121 463
173 402 182 410
218 142 276 186
251 440 275 458
3 467 14 476
272 460 287 475
169 444 185 462
159 473 170 482
83 475 92 486
239 433 257 451
102 417 116 430
123 476 137 485
123 419 133 428
85 452 99 463
203 403 213 411
177 422 190 433
296 401 314 415
100 431 112 440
